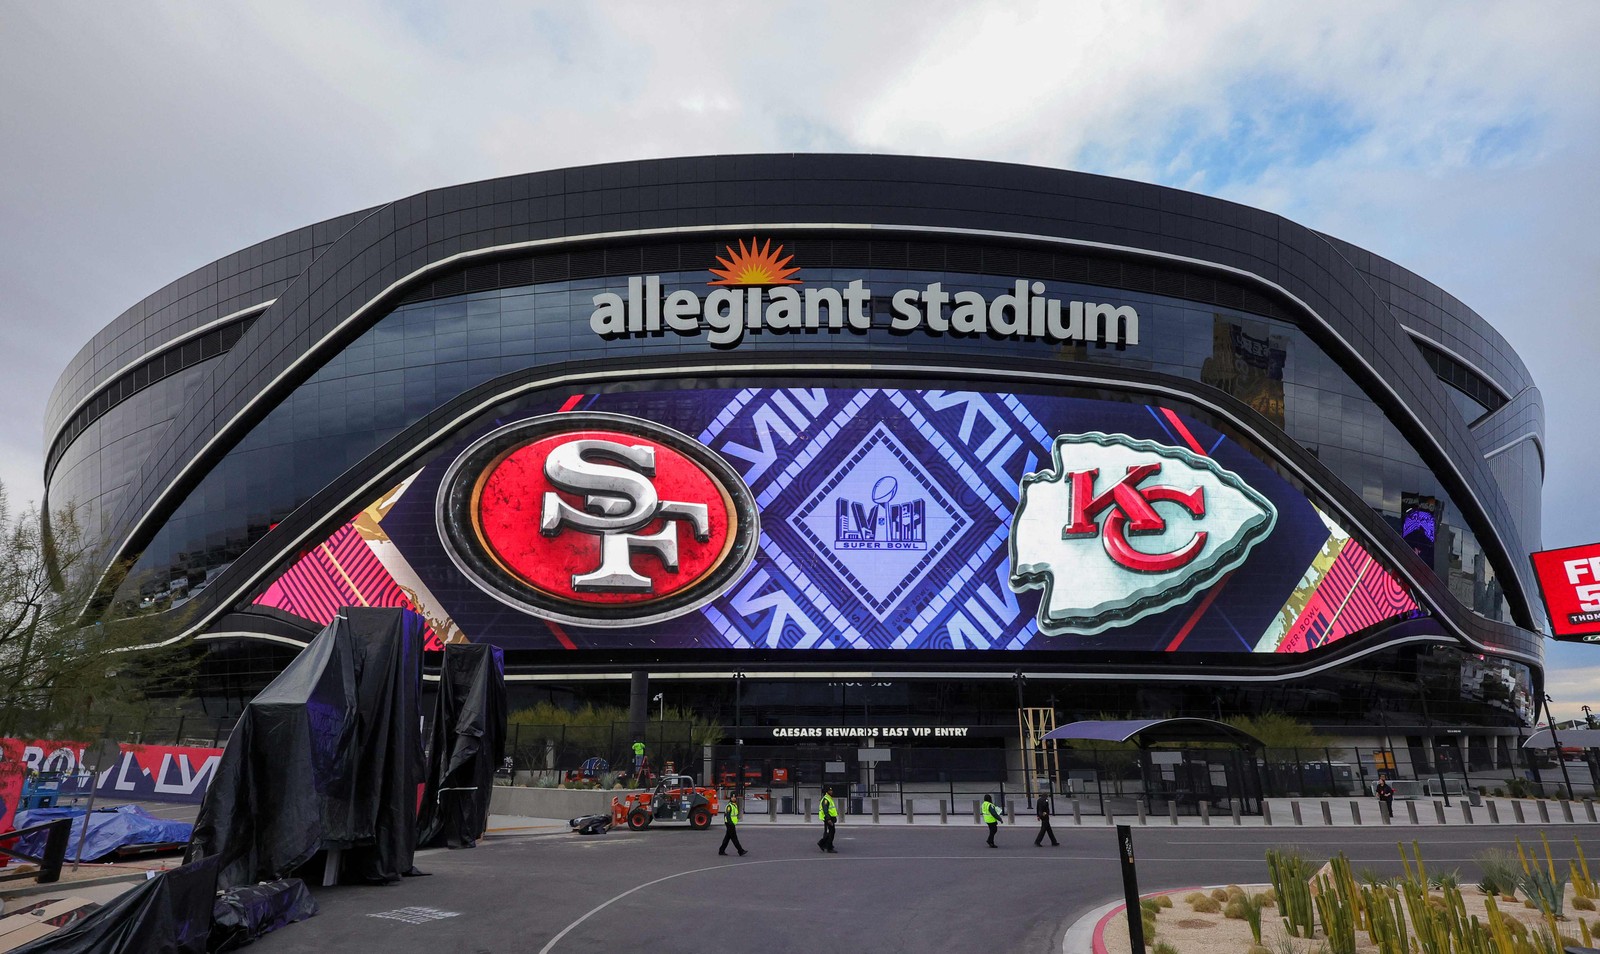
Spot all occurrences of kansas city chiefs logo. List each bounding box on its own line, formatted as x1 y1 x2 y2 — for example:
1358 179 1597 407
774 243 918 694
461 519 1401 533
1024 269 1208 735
1009 431 1276 636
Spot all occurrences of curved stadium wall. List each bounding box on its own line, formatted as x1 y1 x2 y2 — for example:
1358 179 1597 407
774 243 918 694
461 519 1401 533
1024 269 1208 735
43 155 1546 728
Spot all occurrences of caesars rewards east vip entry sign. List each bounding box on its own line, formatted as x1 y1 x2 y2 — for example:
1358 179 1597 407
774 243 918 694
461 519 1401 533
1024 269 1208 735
1531 542 1600 640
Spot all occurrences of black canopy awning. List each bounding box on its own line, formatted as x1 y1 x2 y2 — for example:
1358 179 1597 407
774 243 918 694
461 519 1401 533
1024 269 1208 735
1043 718 1264 749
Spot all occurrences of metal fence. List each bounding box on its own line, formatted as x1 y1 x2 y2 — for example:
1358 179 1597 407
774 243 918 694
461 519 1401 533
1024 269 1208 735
677 741 1600 817
505 721 703 785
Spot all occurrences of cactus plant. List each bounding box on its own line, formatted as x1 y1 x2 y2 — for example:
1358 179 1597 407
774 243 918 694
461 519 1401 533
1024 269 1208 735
1266 847 1319 938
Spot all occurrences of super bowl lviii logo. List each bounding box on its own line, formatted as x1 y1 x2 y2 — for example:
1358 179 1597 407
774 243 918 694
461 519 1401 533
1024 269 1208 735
1009 432 1276 636
437 412 759 627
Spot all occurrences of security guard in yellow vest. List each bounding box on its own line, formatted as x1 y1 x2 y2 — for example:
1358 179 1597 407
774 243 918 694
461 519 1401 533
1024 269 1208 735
719 796 746 856
817 787 838 853
981 793 1004 847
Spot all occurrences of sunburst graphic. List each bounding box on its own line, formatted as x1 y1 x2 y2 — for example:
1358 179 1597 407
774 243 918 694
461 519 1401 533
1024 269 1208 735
707 237 802 286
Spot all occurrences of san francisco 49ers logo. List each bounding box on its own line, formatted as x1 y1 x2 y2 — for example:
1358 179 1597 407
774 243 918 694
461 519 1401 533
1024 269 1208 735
437 412 759 628
1009 431 1276 636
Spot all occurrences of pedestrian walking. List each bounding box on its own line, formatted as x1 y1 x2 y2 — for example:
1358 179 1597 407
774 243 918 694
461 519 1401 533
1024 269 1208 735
719 796 747 856
1374 773 1394 817
981 793 1003 847
817 786 838 853
1033 792 1058 847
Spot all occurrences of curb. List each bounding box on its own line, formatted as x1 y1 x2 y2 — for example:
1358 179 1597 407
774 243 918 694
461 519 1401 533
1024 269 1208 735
1078 885 1205 954
0 870 151 900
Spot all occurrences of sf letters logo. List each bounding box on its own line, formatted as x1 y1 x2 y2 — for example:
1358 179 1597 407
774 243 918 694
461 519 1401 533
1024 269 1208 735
1062 463 1207 573
540 439 711 592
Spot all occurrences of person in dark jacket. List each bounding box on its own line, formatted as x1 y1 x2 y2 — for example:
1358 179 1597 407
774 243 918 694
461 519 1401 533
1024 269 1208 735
1374 774 1394 816
1034 792 1058 847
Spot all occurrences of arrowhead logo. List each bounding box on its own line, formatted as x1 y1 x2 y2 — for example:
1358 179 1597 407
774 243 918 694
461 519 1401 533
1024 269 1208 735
1008 431 1276 636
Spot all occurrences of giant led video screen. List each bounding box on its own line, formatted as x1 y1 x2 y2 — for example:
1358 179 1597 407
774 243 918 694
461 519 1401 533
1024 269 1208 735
252 385 1421 654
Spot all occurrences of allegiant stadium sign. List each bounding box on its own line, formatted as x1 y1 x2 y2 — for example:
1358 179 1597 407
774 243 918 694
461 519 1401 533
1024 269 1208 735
589 237 1141 349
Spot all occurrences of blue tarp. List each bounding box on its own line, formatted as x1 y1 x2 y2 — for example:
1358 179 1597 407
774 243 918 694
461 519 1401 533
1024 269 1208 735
12 804 193 862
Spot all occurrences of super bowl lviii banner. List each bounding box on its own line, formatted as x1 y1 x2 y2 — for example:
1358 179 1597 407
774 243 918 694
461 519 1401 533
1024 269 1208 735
254 386 1420 654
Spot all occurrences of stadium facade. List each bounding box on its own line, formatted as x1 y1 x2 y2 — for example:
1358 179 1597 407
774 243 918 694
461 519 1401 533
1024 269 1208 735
44 155 1547 764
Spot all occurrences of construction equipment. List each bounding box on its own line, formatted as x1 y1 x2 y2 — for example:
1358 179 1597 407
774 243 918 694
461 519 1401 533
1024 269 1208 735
611 774 719 831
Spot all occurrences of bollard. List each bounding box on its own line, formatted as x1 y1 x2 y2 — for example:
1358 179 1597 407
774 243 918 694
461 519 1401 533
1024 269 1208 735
1349 801 1361 826
907 800 915 824
1434 800 1447 825
1137 799 1147 826
1200 801 1210 826
973 802 982 823
939 799 947 825
1169 802 1178 826
1462 803 1474 824
1407 802 1420 825
1232 801 1241 826
1538 801 1550 824
1291 801 1303 826
1563 801 1575 823
1587 799 1597 823
1106 810 1114 826
769 798 777 822
805 797 813 819
1512 801 1525 824
1117 825 1145 954
872 798 880 824
1487 800 1500 824
1073 799 1081 826
1320 801 1333 826
1381 802 1391 825
37 818 71 885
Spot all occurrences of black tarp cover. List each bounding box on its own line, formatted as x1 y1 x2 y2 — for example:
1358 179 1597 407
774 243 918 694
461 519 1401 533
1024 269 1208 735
208 879 318 952
417 643 506 848
186 608 425 889
12 856 219 954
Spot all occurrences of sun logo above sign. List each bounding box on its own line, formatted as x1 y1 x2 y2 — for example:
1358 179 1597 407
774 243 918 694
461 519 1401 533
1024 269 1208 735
707 237 802 286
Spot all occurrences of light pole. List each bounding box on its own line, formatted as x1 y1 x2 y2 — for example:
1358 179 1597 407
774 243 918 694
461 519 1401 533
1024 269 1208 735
653 692 663 723
734 673 746 800
1545 693 1576 798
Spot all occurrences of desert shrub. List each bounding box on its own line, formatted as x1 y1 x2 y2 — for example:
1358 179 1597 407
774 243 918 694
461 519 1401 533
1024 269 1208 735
1184 891 1208 904
1211 887 1229 902
1577 896 1597 911
1189 894 1222 913
1476 847 1519 897
1428 869 1460 889
1224 897 1248 919
1140 899 1162 915
1154 894 1173 909
1150 942 1178 954
1226 884 1246 900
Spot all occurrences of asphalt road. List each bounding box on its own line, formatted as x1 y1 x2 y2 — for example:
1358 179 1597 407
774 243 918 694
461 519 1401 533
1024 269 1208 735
250 822 1600 954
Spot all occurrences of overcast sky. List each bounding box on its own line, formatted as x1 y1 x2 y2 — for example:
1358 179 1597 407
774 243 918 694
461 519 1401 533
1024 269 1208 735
3 2 1597 714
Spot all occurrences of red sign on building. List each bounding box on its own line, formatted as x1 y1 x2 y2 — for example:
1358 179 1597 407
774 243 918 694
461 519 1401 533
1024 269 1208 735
1531 542 1600 640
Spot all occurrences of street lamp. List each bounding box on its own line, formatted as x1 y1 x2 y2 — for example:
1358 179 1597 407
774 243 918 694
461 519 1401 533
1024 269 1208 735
653 692 664 722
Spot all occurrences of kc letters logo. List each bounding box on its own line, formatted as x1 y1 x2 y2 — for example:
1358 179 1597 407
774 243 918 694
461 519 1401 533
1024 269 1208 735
1009 433 1277 636
437 413 759 627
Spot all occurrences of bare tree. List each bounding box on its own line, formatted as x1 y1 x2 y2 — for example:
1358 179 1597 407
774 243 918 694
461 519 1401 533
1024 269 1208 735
0 484 191 739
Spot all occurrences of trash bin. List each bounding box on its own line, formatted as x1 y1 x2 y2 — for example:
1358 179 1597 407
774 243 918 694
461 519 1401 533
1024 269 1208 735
1468 790 1482 807
780 796 794 814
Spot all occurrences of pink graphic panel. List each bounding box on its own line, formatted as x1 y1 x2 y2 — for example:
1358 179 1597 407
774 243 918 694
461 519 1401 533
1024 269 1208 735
1275 537 1420 653
254 519 446 650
